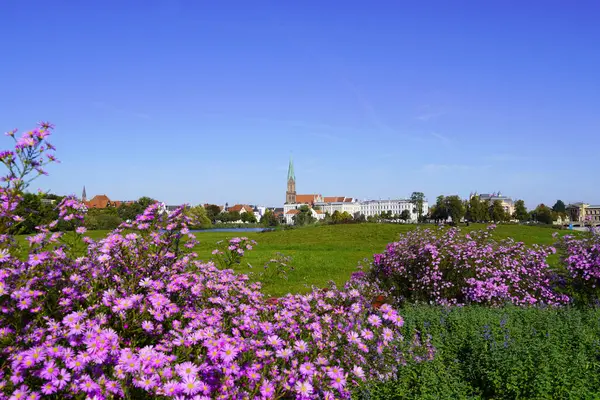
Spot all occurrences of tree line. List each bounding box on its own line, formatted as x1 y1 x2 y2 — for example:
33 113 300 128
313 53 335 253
429 195 568 225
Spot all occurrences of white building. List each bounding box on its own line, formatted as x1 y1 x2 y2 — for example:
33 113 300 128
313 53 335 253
253 206 266 222
360 199 427 222
315 197 361 216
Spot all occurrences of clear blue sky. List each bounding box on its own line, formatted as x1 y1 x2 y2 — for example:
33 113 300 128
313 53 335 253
1 1 599 208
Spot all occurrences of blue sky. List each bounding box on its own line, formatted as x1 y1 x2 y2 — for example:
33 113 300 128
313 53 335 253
1 1 599 208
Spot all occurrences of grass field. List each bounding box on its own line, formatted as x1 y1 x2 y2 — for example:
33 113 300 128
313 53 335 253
46 223 573 296
20 223 576 296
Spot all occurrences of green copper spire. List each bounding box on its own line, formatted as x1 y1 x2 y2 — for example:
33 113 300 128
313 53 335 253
287 155 295 181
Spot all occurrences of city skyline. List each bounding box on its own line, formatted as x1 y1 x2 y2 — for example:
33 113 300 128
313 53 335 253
1 1 599 207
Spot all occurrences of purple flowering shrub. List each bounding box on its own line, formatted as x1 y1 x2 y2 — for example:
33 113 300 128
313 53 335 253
369 225 569 306
555 230 600 305
211 237 257 270
0 124 429 399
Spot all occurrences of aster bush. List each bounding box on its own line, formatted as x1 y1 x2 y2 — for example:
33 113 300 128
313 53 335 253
555 230 600 305
0 124 429 399
368 225 569 306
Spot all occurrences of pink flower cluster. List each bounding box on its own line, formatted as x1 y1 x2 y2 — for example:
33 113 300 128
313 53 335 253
369 226 569 306
0 124 429 399
212 237 257 270
556 231 600 304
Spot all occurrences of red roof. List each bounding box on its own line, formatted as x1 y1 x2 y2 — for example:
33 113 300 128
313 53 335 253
296 194 321 204
84 195 133 209
228 204 253 213
285 209 300 215
324 196 345 203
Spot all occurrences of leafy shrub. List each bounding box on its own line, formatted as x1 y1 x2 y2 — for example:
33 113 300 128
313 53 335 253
84 212 123 230
369 225 568 306
358 305 600 399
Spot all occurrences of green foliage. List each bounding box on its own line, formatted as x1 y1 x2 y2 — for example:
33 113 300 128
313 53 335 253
552 199 566 213
260 209 280 227
241 211 257 223
84 208 122 230
513 199 529 222
330 210 353 224
466 195 489 223
430 195 448 222
431 195 465 223
117 202 143 221
410 192 426 221
357 305 600 399
293 205 316 226
218 210 241 222
490 199 508 222
400 209 411 222
445 195 465 223
9 192 60 234
137 196 157 209
205 204 222 224
185 205 211 228
531 204 554 225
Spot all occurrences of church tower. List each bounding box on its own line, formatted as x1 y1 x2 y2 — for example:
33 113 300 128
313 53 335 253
285 156 296 204
82 186 87 202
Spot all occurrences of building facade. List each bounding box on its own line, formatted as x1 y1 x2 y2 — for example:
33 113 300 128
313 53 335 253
359 199 424 221
315 198 361 216
474 192 515 216
566 202 600 224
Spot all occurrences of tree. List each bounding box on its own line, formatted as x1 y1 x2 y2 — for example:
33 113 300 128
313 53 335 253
11 193 44 234
430 195 448 223
241 211 257 223
532 204 554 225
410 192 426 222
466 195 486 222
117 202 143 222
354 212 366 223
552 200 566 214
445 195 465 224
293 205 316 226
137 196 157 209
228 211 241 222
490 200 507 222
260 209 280 227
513 199 528 222
84 211 122 230
205 204 222 224
400 209 411 222
185 205 211 228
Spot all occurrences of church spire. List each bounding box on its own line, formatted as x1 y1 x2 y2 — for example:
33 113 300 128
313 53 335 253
82 185 87 202
287 155 295 182
285 155 296 204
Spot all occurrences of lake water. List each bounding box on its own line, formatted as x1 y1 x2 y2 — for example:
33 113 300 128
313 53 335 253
190 228 273 233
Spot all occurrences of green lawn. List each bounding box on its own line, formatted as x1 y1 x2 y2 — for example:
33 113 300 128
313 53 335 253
19 224 576 297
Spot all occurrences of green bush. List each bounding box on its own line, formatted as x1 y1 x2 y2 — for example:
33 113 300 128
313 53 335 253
84 211 122 230
356 305 600 399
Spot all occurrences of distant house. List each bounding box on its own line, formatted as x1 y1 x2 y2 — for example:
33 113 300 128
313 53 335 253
473 192 515 217
80 187 134 209
85 194 122 209
566 202 600 224
227 204 254 214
